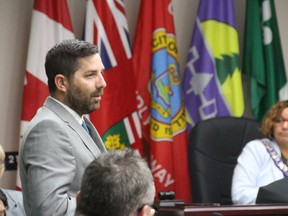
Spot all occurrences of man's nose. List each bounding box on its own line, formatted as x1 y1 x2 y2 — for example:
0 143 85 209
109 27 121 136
97 74 107 89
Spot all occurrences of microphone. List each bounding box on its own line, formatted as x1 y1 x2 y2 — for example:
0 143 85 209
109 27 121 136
158 191 175 200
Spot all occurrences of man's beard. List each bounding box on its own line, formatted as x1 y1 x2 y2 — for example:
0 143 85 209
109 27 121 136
66 84 98 116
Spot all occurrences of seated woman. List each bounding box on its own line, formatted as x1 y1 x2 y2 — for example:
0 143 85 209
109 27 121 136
232 100 288 204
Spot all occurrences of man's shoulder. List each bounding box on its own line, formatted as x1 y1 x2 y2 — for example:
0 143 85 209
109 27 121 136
20 104 69 149
22 106 62 135
29 97 70 125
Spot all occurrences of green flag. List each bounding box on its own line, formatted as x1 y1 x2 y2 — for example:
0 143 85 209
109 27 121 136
243 0 288 121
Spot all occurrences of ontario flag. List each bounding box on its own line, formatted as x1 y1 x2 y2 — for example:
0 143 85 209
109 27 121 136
183 0 245 134
85 0 143 154
133 0 191 202
16 0 74 190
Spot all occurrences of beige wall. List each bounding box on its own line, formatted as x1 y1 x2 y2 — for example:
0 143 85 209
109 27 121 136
0 0 287 189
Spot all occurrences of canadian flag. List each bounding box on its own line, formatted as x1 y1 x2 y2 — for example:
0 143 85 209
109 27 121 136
16 0 74 190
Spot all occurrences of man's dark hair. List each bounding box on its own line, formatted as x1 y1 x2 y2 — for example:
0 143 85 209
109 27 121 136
45 39 99 94
76 149 155 216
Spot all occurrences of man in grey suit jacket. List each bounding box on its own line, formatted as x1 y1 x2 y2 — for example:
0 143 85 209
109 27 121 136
19 39 107 216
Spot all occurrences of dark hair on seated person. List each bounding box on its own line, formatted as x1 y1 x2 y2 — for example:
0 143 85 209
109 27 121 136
0 189 8 208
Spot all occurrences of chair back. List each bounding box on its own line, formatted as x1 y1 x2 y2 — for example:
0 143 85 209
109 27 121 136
188 117 263 204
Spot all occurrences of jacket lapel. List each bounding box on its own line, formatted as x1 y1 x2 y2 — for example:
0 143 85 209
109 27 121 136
44 97 105 158
83 116 107 153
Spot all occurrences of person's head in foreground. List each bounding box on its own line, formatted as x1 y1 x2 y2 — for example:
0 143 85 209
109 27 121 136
75 149 156 216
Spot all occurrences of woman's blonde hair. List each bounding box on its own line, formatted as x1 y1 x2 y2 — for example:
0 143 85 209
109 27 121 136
0 145 5 178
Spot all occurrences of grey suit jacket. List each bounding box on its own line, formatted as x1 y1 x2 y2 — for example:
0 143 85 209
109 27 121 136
19 97 106 216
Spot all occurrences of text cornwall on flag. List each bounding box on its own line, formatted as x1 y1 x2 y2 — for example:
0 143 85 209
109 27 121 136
133 0 191 202
183 0 244 134
84 0 143 154
16 0 75 190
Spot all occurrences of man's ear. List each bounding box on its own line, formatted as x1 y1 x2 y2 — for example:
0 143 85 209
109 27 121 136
138 205 154 216
54 74 68 93
76 191 81 205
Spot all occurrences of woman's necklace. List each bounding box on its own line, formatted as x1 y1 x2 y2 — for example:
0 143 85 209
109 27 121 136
281 154 288 165
261 138 288 177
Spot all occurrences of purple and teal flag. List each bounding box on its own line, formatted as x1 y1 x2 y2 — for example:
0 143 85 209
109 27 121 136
183 0 244 133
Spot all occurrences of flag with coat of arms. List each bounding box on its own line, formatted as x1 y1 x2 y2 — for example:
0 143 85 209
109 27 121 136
133 0 191 202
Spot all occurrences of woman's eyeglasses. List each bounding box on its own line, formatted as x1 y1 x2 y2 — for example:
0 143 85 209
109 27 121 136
273 117 288 126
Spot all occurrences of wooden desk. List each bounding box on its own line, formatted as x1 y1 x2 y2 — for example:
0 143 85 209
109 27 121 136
157 204 288 216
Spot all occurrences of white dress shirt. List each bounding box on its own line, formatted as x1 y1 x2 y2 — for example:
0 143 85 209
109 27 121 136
231 139 285 204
